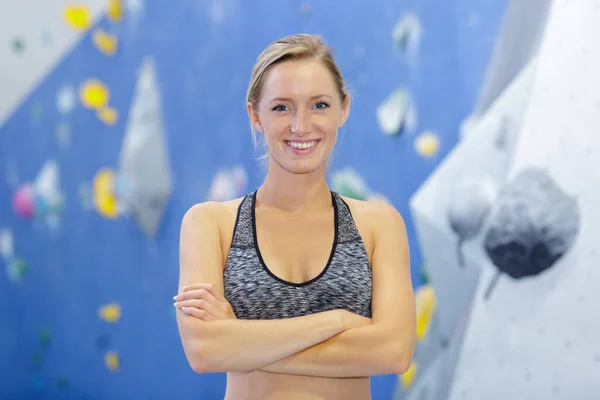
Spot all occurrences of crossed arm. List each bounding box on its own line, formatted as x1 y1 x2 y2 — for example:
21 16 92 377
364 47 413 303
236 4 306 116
175 201 416 378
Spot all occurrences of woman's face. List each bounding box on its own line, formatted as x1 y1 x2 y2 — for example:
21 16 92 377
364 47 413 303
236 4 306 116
248 59 350 175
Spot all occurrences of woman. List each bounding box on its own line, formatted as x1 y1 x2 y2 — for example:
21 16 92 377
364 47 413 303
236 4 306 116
174 33 416 400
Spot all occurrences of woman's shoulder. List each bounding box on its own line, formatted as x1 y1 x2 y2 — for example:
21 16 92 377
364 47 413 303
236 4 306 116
181 195 248 228
339 195 403 219
339 195 406 233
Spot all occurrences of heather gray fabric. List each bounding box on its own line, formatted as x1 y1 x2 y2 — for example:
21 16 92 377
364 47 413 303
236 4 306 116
223 191 372 319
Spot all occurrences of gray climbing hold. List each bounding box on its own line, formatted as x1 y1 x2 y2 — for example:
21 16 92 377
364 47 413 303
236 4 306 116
118 57 172 238
447 175 497 267
482 167 580 299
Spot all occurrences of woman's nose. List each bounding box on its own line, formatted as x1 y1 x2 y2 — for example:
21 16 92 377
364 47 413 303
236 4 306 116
291 110 310 136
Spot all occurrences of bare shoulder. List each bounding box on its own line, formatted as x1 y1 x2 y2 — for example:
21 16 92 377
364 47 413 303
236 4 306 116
341 197 410 274
181 197 245 226
340 196 406 232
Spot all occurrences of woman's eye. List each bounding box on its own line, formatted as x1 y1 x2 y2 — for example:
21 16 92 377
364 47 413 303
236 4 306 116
272 104 289 112
315 101 330 109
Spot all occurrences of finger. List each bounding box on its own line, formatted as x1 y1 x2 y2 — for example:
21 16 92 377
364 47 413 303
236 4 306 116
182 283 222 299
180 307 215 321
175 288 219 303
182 283 213 291
175 299 216 315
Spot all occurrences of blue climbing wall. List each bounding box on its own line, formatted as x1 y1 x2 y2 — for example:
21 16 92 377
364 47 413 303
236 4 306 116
0 0 507 398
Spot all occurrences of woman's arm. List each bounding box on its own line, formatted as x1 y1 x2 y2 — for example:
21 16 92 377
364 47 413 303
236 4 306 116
176 202 367 374
259 202 417 377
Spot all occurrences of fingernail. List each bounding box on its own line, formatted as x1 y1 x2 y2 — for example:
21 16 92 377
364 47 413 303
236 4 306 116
173 302 178 307
173 296 178 300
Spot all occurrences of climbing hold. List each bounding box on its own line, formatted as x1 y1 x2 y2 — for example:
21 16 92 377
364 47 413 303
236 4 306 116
57 84 76 114
12 184 35 219
12 37 25 54
56 123 71 149
414 131 440 157
57 377 69 390
376 88 411 136
31 351 44 368
400 361 418 389
92 29 118 56
39 328 51 348
206 166 248 202
92 168 119 219
330 168 369 200
415 285 436 341
64 5 91 30
6 257 28 283
108 0 125 22
97 106 118 125
80 79 110 110
98 302 121 323
104 351 120 372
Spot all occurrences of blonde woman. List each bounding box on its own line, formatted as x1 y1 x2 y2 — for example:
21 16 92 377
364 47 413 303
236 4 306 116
175 33 416 400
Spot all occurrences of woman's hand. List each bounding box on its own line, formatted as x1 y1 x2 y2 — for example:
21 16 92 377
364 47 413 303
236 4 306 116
174 283 237 321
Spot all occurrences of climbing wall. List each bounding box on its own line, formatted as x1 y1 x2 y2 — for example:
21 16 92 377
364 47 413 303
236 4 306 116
408 0 600 398
0 0 508 398
0 0 108 126
448 0 600 398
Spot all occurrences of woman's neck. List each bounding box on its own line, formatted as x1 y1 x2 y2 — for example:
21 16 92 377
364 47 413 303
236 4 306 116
256 162 332 214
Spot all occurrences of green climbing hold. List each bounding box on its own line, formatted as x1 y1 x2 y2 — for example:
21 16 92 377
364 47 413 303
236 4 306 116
418 264 430 285
57 377 69 390
6 258 27 283
330 168 369 201
39 328 51 348
31 351 43 367
336 183 366 200
12 37 24 53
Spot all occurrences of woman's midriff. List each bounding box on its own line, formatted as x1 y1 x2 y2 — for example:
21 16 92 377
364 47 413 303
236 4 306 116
224 371 372 400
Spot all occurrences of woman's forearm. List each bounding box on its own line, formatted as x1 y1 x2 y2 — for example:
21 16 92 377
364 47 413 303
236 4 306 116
259 323 413 378
178 309 351 374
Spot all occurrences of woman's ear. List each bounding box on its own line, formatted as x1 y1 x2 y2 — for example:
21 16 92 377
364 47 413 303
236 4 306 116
339 95 351 127
247 102 264 133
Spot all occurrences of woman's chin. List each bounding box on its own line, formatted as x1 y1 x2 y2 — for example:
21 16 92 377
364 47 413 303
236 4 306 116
283 159 324 175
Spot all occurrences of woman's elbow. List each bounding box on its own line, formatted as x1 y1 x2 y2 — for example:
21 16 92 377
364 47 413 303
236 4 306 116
189 354 211 374
390 353 413 375
388 340 415 375
186 341 246 374
189 358 209 374
184 340 216 374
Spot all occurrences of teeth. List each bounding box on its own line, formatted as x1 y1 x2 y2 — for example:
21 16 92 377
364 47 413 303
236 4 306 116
287 140 317 149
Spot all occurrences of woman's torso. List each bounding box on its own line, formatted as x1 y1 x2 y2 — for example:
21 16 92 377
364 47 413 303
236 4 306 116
216 191 375 400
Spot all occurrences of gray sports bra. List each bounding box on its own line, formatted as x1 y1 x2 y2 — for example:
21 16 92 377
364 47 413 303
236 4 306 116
223 190 372 320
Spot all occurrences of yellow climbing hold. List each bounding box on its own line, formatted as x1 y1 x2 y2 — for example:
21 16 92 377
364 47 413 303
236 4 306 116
92 168 119 219
98 302 121 323
107 0 124 22
415 284 437 341
104 351 120 372
414 131 440 157
97 106 118 125
64 5 91 30
80 80 110 110
400 361 418 389
92 29 118 56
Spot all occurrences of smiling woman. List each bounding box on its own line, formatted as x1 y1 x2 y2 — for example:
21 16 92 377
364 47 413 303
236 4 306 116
175 33 416 400
247 41 349 174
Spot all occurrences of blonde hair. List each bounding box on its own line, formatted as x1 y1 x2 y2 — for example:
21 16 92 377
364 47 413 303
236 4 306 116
246 34 349 153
